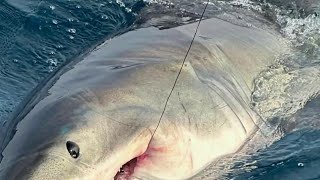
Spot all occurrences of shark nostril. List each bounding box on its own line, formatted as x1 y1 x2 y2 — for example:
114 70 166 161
66 141 80 159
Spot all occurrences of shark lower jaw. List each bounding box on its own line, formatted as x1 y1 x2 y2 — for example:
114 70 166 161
113 130 193 180
112 130 231 180
112 136 172 180
113 142 178 180
88 121 248 180
113 141 184 180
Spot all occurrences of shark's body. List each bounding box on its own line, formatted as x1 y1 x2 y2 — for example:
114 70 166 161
0 18 288 179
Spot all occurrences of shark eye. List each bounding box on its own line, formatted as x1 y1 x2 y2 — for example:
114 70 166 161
66 141 80 159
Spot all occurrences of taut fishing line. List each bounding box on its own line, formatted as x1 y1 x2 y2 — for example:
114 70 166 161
147 0 210 146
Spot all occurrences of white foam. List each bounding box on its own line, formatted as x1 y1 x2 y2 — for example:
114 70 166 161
67 28 77 34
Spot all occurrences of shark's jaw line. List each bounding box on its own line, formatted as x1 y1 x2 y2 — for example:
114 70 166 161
94 123 249 180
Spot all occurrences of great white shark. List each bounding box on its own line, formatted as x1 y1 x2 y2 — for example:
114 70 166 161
0 18 289 179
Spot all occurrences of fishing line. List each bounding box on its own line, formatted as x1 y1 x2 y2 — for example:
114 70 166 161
147 1 210 145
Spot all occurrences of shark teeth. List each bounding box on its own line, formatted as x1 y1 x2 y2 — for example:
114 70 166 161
118 166 124 173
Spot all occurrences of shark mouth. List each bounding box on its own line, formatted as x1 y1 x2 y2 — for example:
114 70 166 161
113 143 154 180
111 128 218 180
114 157 138 180
111 129 154 180
110 132 210 180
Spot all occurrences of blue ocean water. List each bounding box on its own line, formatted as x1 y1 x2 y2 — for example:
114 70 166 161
0 0 319 179
226 96 320 180
0 0 143 123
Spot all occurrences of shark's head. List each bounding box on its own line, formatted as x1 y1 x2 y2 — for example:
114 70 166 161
0 17 288 180
1 61 229 180
0 52 262 179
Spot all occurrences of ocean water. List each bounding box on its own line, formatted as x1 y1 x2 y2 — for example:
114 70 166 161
0 0 319 179
0 0 143 122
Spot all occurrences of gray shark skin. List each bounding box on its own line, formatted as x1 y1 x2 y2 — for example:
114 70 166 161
0 18 289 180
